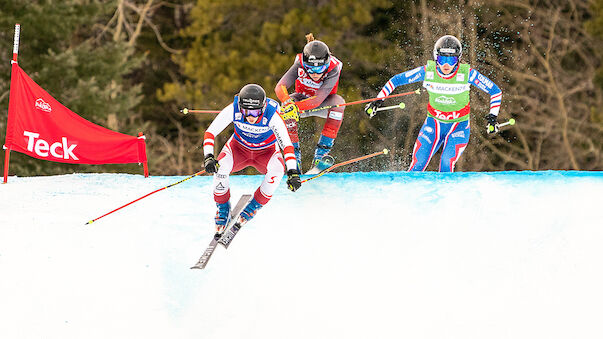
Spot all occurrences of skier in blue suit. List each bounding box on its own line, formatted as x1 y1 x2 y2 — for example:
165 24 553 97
365 35 503 172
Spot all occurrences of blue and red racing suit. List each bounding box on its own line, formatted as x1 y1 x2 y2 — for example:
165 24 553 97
203 96 297 206
376 64 502 172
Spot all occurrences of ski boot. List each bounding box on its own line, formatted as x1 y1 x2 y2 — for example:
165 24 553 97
235 198 264 229
292 141 302 172
305 135 335 175
214 200 231 239
224 198 264 243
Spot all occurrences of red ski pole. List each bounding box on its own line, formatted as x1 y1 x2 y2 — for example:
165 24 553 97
85 169 206 225
302 149 389 184
179 88 421 115
181 108 221 114
301 88 421 114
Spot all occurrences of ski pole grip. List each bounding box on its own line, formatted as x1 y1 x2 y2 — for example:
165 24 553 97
376 102 406 112
497 118 516 128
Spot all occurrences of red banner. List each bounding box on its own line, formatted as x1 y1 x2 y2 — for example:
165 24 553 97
4 63 147 165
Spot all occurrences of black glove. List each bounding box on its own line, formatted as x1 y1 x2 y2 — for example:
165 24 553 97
286 169 301 192
364 99 384 118
204 154 218 174
486 113 499 135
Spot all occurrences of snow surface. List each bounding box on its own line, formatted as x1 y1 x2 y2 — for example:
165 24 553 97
1 171 602 339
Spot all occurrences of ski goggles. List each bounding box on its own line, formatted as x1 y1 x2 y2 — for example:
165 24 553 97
240 107 264 117
436 55 459 67
304 63 328 74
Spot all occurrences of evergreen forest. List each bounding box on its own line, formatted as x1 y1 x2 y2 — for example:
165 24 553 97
1 0 602 176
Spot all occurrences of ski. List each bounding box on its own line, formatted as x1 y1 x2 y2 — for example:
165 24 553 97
304 155 335 175
190 237 220 270
217 219 248 249
190 194 252 269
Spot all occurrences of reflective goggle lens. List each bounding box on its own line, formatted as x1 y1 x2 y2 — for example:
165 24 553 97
305 64 328 74
437 55 458 67
241 107 263 117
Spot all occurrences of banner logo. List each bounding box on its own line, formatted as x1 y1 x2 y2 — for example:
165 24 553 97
35 98 52 113
23 130 78 160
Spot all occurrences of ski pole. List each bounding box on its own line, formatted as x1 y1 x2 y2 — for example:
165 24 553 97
181 108 221 114
179 89 421 115
488 118 516 133
85 169 206 225
302 149 389 184
376 102 406 112
301 88 420 114
497 118 516 129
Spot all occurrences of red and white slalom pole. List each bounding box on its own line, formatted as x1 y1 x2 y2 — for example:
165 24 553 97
3 24 20 184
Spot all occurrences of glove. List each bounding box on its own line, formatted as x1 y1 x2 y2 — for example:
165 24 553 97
286 169 301 192
280 102 300 122
204 154 218 174
364 99 384 118
486 113 499 135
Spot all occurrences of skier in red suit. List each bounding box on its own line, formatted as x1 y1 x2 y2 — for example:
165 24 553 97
275 34 345 174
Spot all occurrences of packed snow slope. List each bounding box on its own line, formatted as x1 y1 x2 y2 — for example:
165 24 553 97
1 171 602 339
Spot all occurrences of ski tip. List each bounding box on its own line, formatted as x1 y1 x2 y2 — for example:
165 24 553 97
190 261 208 269
304 167 321 175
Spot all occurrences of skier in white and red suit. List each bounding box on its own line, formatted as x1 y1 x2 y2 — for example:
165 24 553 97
203 84 302 235
275 34 344 174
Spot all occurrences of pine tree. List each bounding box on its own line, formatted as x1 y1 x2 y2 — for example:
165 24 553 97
160 0 400 170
